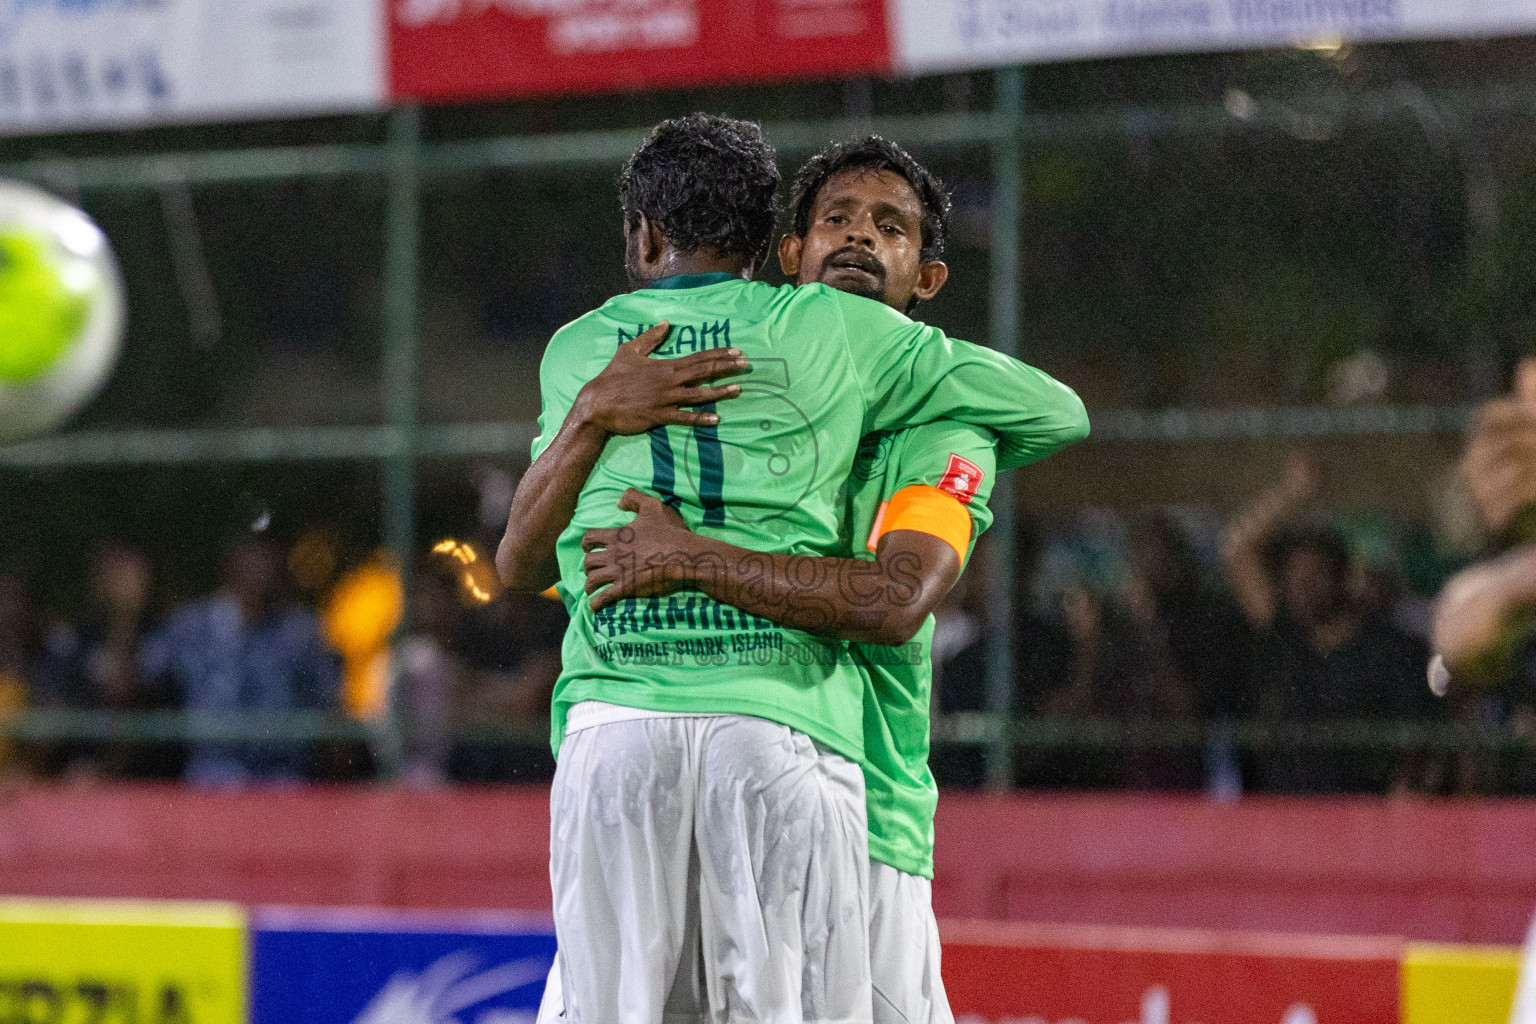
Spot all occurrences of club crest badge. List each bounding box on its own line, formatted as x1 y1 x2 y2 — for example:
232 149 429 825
938 453 983 504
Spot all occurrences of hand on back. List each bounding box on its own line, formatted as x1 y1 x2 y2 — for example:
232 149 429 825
574 321 750 436
581 488 699 609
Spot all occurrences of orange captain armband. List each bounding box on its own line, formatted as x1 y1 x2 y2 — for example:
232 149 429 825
540 585 561 601
866 484 973 564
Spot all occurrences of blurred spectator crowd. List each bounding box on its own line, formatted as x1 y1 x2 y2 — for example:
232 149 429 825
0 528 566 788
929 446 1536 798
1 447 1533 797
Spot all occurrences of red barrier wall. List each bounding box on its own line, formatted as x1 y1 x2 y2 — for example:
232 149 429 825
4 786 1536 944
0 785 552 910
932 794 1536 944
940 919 1404 1024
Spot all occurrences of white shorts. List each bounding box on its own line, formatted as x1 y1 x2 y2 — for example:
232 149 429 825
538 858 953 1024
868 862 953 1024
1512 909 1536 1024
535 923 705 1024
549 711 872 1024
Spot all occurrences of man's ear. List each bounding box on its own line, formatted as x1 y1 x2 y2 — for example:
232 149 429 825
913 260 949 302
778 233 804 281
634 212 665 269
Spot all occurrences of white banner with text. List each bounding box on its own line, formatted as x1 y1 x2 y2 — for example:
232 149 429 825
0 0 383 136
894 0 1536 72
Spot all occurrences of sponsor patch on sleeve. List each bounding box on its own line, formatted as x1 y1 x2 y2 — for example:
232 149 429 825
938 453 984 504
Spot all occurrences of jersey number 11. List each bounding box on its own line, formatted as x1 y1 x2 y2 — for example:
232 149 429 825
648 403 726 527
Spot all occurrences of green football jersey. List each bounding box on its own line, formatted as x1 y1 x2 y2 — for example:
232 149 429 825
534 274 1087 761
847 421 997 879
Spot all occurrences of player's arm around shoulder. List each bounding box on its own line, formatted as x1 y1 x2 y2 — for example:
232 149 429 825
954 348 1089 471
573 422 998 648
579 486 957 648
826 289 1089 469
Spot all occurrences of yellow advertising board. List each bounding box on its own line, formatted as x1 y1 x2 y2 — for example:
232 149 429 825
0 898 246 1024
1402 942 1522 1024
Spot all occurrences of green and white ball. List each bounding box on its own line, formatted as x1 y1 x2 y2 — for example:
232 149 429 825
0 181 124 443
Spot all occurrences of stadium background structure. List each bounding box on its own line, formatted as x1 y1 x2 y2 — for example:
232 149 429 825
1 67 1526 783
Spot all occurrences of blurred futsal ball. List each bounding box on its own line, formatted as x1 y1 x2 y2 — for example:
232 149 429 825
0 180 125 443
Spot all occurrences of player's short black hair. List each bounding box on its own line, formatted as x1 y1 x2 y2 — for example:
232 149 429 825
789 136 952 263
618 113 781 266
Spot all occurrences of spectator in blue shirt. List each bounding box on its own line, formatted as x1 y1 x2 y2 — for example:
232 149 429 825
143 536 339 786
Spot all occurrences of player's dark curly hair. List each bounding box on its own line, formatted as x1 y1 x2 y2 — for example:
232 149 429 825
618 113 781 267
789 136 952 263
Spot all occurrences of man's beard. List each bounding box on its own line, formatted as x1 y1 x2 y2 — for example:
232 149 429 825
818 245 886 302
833 276 884 301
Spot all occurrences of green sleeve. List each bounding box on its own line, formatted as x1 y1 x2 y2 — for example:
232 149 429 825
888 421 998 565
828 288 1090 470
529 324 587 462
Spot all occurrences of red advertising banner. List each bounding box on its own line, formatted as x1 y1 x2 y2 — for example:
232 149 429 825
940 920 1403 1024
390 0 893 104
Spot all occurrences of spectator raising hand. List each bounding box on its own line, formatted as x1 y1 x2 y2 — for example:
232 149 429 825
1223 452 1320 630
1222 452 1430 794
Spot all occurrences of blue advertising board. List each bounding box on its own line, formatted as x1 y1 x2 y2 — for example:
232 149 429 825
251 907 556 1024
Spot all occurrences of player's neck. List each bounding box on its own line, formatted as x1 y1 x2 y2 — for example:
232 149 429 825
640 249 753 286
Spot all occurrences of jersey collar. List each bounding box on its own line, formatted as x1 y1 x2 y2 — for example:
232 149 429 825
645 272 739 290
